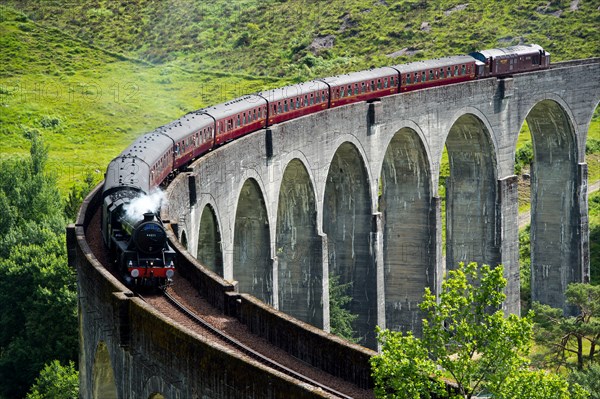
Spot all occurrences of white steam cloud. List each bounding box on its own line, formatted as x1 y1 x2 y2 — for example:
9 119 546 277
123 190 167 223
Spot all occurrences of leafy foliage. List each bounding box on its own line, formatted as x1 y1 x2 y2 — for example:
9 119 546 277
329 273 358 342
0 136 77 398
532 283 600 370
371 262 585 399
589 191 600 284
569 363 600 399
63 170 97 222
420 262 533 398
496 369 587 399
519 225 531 312
514 141 533 175
371 329 446 399
26 360 78 399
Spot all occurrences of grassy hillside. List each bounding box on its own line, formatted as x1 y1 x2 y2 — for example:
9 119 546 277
0 6 281 192
0 1 599 192
4 0 600 80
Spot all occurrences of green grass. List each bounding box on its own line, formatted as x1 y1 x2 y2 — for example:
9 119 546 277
3 0 599 80
0 6 283 192
1 1 599 195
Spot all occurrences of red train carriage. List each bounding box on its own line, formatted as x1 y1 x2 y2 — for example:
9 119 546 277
259 81 330 125
159 112 215 170
393 55 479 93
469 44 550 78
320 67 399 108
203 95 267 146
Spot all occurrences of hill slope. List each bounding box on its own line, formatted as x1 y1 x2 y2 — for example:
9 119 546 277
4 0 600 80
0 1 598 192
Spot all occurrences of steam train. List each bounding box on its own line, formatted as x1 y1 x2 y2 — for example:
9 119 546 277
100 44 549 288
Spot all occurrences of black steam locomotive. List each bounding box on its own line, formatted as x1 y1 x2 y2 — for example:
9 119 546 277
101 135 176 289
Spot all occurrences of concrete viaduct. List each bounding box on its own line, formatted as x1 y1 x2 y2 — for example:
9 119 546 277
71 59 599 397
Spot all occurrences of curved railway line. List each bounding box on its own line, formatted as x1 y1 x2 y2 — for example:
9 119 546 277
85 207 374 399
154 290 354 399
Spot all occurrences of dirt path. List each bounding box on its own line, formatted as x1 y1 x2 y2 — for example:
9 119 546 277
518 180 600 229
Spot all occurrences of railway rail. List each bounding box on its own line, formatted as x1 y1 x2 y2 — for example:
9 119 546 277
146 290 355 399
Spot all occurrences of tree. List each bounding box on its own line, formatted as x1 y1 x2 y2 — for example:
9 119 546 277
64 170 97 221
329 273 358 342
532 283 600 370
370 262 586 399
0 136 78 398
26 360 78 399
371 329 446 399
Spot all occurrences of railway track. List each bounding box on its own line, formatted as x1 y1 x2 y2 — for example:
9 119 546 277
146 290 354 399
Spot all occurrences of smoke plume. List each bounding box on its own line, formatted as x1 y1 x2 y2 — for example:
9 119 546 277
123 190 166 223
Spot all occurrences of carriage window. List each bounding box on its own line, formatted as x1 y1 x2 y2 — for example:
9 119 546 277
429 70 434 80
354 85 359 95
237 115 241 127
461 65 466 75
454 66 459 75
278 103 282 113
310 94 314 105
370 81 375 91
383 79 387 88
322 92 326 102
377 79 382 89
284 101 288 112
405 74 410 84
422 71 427 81
391 76 395 86
296 98 300 108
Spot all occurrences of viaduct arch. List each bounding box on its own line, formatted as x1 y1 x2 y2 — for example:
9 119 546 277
71 59 599 396
168 60 599 348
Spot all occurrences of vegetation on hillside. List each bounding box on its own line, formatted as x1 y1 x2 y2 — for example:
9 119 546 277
4 0 599 80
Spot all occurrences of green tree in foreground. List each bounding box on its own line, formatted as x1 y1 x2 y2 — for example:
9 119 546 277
26 360 78 399
370 262 587 399
0 134 78 398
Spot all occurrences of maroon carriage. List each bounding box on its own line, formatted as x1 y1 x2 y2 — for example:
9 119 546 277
259 81 330 125
320 67 399 108
393 56 479 93
203 95 268 146
469 44 550 78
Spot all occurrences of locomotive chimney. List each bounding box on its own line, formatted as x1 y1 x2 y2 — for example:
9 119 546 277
143 212 154 222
